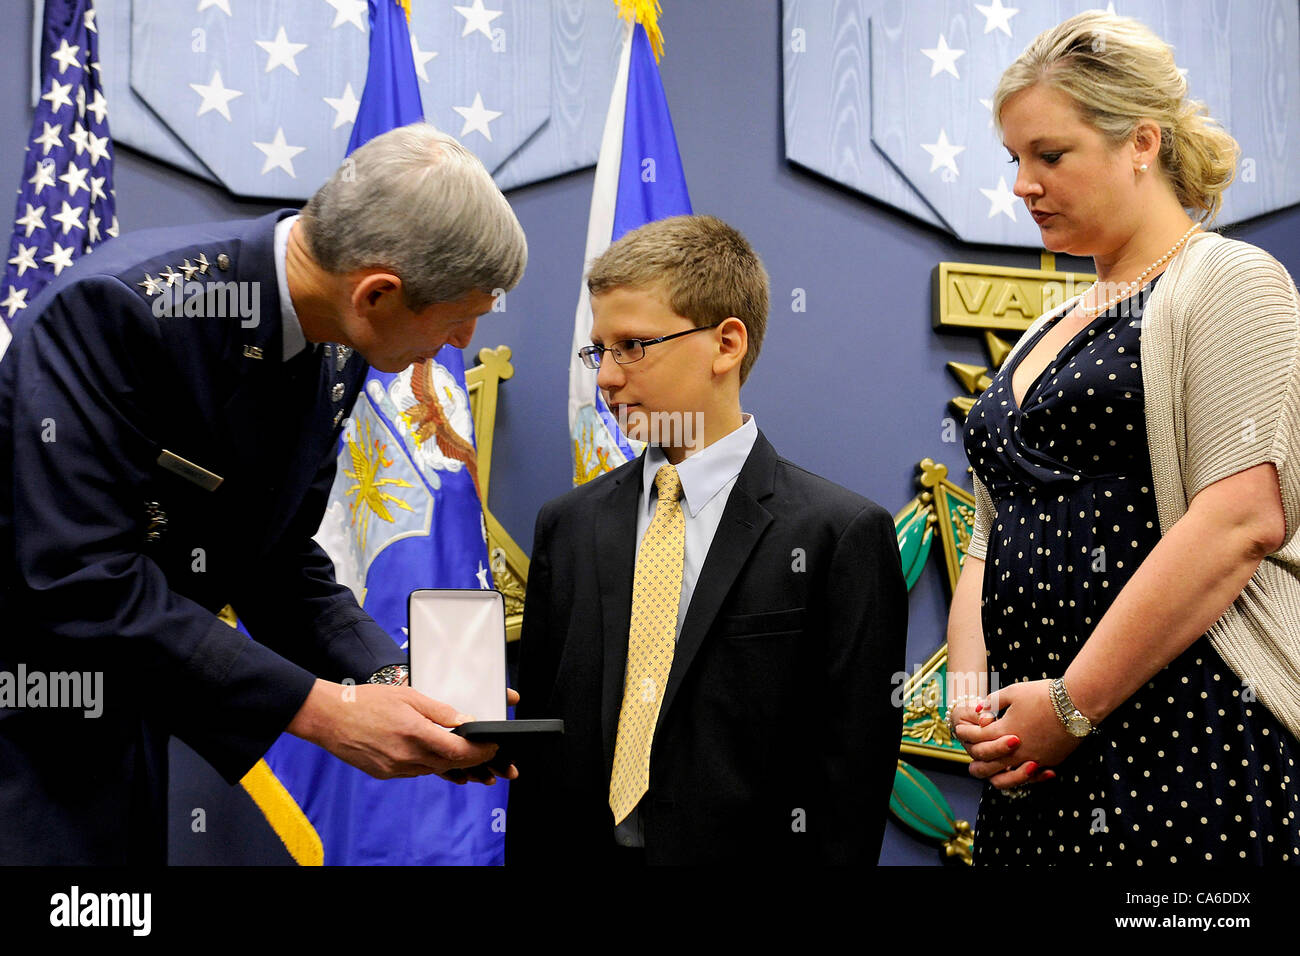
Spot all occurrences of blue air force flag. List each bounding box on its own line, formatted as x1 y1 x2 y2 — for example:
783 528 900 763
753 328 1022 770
569 17 691 486
265 349 503 866
254 0 505 866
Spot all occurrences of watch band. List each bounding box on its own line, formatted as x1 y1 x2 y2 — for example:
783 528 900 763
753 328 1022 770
1050 677 1096 737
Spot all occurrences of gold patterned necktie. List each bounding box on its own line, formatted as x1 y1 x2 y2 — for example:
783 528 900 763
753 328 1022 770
609 463 685 825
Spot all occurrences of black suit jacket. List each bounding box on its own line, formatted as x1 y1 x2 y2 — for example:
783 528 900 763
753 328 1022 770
0 211 402 863
507 431 907 864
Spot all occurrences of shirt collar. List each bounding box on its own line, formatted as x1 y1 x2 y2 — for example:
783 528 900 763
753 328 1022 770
641 414 758 518
274 214 308 362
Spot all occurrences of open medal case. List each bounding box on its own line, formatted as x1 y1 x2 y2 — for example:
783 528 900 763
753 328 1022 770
407 589 562 740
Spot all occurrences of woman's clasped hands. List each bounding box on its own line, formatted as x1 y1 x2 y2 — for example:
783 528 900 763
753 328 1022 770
951 679 1087 789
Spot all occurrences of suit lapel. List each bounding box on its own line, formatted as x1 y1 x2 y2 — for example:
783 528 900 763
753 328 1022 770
656 433 777 732
594 458 644 778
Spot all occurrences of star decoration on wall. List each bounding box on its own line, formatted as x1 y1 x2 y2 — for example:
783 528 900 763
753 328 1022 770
324 83 360 128
455 0 503 41
191 70 244 121
252 127 307 177
921 129 965 176
975 0 1019 37
410 35 438 82
453 92 502 141
980 177 1018 220
257 26 308 76
921 34 965 79
323 0 368 32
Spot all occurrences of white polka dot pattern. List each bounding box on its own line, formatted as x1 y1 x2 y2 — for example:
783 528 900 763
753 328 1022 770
963 278 1300 865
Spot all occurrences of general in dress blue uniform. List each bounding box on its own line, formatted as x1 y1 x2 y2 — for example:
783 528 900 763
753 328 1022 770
0 124 526 863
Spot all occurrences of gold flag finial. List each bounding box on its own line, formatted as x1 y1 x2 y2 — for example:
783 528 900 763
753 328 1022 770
616 0 665 61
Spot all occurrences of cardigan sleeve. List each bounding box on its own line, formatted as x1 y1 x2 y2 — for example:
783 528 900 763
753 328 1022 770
1180 242 1300 543
966 470 995 562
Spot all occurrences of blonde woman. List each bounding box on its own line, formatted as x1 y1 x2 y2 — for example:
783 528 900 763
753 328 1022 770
947 11 1300 864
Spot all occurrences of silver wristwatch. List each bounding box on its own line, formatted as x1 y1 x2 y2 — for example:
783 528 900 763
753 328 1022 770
367 664 409 686
1049 677 1096 737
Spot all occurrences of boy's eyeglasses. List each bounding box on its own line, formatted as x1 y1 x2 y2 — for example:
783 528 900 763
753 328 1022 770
578 323 720 370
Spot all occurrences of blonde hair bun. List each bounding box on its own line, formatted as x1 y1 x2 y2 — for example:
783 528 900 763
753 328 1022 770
994 11 1239 223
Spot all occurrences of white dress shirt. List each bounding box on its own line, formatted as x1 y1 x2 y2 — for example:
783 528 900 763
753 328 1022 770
615 413 759 846
273 214 308 362
634 413 758 638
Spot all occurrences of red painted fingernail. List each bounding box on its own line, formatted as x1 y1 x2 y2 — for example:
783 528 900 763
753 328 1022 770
1042 770 1056 780
975 704 983 713
1007 735 1020 747
1024 761 1038 774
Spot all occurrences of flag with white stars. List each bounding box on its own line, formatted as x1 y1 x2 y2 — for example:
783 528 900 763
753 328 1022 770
3 0 116 348
784 0 1300 247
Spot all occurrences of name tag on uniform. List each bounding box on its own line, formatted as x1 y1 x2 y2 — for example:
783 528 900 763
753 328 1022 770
157 449 224 491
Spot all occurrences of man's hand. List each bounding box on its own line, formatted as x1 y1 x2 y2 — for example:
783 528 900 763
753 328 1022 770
287 678 507 783
440 688 522 786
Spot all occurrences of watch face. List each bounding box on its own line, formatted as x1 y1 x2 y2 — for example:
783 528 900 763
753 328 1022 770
1066 713 1091 736
370 664 407 685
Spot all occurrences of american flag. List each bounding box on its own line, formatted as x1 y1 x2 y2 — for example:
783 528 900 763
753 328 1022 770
2 0 116 354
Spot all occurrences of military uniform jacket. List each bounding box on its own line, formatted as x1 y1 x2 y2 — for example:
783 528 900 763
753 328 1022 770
0 210 403 863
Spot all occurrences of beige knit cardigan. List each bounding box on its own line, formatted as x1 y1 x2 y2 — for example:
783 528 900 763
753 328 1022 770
967 230 1300 740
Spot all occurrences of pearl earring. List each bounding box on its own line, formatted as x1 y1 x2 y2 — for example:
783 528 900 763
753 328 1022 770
1139 163 1149 172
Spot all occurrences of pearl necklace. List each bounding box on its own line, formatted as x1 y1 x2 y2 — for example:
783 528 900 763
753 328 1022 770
1078 222 1201 317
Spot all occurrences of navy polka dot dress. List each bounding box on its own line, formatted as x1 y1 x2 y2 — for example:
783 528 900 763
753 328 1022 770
964 275 1300 865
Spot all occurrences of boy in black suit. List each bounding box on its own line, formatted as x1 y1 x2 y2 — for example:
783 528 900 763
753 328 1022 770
507 215 906 864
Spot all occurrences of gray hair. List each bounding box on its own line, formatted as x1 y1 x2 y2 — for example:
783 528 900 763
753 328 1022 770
299 122 527 309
